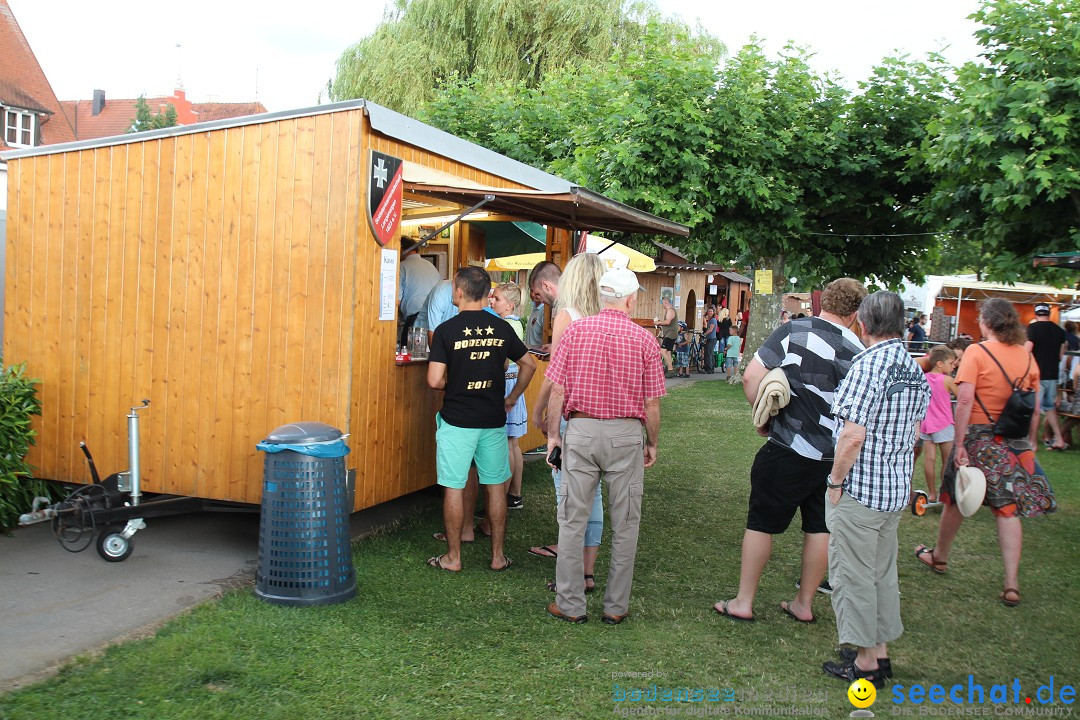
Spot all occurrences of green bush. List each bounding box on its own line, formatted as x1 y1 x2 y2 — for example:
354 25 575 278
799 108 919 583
0 362 48 532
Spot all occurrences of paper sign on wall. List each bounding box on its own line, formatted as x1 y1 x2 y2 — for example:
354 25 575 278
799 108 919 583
709 284 718 295
674 296 681 309
379 249 398 321
754 270 774 295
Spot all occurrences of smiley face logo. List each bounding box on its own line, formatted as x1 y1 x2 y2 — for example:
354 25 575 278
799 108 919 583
848 678 877 708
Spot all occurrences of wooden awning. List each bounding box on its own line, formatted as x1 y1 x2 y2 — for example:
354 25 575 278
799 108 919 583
403 181 690 238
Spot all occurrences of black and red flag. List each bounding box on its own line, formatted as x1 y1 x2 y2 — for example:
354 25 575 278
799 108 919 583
367 150 403 247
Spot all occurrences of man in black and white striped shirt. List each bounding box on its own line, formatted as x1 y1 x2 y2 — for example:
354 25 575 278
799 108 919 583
823 291 931 688
713 278 866 624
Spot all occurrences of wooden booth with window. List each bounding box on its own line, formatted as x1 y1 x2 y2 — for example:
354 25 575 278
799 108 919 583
2 99 688 512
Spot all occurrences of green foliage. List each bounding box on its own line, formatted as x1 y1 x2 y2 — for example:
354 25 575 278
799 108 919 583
128 96 179 133
919 0 1080 282
0 363 45 531
330 0 715 112
425 35 951 359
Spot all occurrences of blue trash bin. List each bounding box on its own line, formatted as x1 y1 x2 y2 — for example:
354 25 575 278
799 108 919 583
254 422 355 607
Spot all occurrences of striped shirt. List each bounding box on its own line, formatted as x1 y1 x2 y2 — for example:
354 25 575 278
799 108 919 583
755 317 864 461
831 339 932 512
547 308 666 422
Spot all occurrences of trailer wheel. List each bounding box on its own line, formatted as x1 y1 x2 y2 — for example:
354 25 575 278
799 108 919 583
911 494 928 517
96 531 133 562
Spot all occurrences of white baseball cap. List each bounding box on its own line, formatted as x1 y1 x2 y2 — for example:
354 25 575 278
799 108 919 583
599 267 642 298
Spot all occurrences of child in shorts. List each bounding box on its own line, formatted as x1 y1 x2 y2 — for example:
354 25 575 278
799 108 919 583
724 326 742 379
919 344 958 503
491 283 528 510
675 322 690 378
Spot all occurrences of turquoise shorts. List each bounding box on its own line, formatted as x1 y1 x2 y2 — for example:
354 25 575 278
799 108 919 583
435 413 511 489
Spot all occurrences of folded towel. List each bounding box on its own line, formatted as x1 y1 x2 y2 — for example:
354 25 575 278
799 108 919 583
752 367 791 429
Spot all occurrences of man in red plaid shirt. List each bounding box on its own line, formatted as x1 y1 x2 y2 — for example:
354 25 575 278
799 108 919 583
544 266 666 624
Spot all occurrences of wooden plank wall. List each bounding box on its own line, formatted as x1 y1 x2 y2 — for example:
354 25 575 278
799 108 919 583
4 109 363 503
6 106 559 511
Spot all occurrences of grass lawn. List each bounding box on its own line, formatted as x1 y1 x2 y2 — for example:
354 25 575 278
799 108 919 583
2 380 1077 719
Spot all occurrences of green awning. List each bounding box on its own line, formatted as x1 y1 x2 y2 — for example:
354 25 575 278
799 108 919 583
470 221 546 258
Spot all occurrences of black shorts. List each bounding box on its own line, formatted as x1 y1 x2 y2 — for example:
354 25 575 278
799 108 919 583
662 337 676 352
746 441 829 534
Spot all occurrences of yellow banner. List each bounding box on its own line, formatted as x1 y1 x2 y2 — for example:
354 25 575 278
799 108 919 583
754 270 773 295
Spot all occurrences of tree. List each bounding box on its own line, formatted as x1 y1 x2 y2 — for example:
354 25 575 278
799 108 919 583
329 0 717 113
423 23 722 229
426 37 953 373
687 46 950 370
919 0 1080 282
128 96 178 133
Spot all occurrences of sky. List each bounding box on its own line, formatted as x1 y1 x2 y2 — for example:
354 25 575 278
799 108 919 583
10 0 985 113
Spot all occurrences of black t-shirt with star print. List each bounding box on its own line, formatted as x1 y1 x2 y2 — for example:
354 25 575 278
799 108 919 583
429 310 529 428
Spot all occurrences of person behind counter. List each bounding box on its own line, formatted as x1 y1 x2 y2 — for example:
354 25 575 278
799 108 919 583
398 237 442 348
426 266 536 573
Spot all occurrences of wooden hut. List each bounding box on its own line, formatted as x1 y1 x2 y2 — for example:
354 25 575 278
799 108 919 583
639 243 751 329
2 100 688 511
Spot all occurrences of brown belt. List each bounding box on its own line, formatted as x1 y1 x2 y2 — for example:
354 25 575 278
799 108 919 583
569 411 636 421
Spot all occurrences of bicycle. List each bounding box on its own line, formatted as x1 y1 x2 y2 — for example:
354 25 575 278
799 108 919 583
687 331 707 373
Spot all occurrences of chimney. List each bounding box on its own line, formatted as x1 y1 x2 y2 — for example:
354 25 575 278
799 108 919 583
92 89 105 116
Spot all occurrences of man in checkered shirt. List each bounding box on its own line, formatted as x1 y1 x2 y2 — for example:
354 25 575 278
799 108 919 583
822 291 931 688
544 266 666 625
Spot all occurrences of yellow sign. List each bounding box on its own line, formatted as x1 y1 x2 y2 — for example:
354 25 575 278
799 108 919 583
754 270 774 295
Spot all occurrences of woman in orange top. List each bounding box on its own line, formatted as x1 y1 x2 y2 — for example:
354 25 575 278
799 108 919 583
914 298 1056 607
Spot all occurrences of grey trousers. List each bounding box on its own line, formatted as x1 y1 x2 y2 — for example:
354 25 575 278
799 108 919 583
556 417 644 617
826 491 904 648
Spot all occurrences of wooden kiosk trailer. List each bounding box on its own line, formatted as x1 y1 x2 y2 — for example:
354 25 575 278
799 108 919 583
2 99 688 512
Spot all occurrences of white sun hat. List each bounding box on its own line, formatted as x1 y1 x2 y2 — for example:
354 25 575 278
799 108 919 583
955 466 987 517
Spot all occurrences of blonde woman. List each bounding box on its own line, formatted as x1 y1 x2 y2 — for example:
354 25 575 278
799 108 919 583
528 253 605 596
491 283 528 509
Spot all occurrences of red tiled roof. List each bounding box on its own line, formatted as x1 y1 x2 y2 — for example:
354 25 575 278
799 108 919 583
60 98 141 140
62 94 268 141
0 0 77 149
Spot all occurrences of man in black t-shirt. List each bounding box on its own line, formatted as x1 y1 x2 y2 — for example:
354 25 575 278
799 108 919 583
426 266 536 572
1025 303 1068 449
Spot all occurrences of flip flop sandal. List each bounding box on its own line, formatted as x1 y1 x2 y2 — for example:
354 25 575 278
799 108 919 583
780 601 816 624
433 532 473 543
491 556 513 572
712 600 754 622
914 545 947 574
426 554 460 573
999 588 1021 607
528 545 558 559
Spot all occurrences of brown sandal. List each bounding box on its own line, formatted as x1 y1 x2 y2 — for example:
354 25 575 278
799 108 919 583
999 588 1021 607
914 545 947 574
